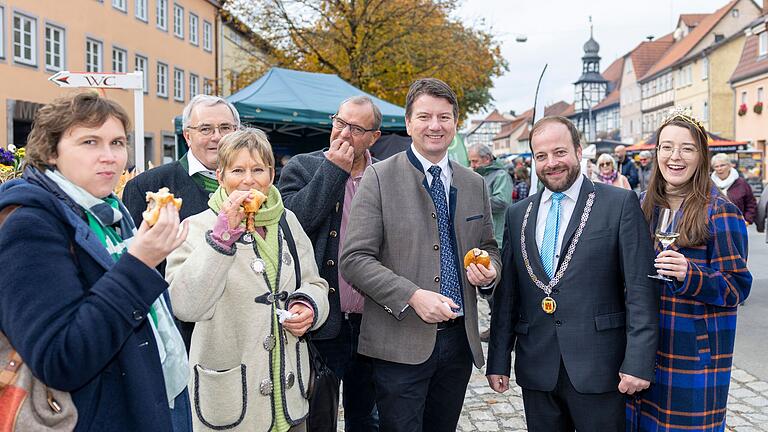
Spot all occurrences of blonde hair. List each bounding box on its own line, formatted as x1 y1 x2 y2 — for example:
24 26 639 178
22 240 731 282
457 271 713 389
597 153 617 170
217 128 275 176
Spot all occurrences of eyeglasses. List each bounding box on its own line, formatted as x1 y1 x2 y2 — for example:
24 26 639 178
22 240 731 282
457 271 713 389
598 162 613 168
657 143 698 159
330 115 377 137
187 123 237 136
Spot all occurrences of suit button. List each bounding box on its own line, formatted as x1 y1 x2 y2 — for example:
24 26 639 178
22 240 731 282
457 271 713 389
326 259 336 267
384 306 392 314
329 287 336 293
552 288 560 295
329 230 338 238
555 320 562 327
132 310 143 321
434 276 440 283
431 212 437 219
433 244 439 251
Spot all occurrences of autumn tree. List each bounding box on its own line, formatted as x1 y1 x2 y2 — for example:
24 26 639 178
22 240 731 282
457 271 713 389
225 0 507 119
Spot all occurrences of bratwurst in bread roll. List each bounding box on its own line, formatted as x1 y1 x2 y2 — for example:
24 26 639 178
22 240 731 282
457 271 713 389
243 189 267 232
143 187 183 226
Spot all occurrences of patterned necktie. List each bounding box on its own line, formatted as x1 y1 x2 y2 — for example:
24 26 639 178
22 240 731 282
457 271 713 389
540 192 566 278
427 165 463 311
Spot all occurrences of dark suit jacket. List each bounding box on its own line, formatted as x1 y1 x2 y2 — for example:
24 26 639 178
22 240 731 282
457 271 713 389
340 148 501 367
278 149 378 340
486 177 659 394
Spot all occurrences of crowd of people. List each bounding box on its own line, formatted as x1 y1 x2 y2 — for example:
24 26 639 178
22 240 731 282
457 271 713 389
0 78 759 432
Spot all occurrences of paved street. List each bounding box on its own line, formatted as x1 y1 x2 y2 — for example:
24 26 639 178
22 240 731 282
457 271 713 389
339 226 768 430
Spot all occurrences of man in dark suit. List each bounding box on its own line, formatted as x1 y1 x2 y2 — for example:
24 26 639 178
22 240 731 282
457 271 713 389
340 78 500 432
278 95 382 431
123 94 240 349
486 116 659 431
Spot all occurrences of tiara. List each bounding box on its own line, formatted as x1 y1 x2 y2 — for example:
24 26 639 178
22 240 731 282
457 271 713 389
662 106 706 133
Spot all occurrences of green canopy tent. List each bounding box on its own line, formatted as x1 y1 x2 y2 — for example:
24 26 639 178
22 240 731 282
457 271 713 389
174 67 407 157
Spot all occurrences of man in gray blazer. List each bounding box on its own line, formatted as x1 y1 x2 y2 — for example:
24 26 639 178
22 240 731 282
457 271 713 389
340 78 501 432
486 116 659 431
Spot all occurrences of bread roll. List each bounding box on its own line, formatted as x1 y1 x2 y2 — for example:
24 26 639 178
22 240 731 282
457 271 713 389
143 187 183 226
463 248 491 269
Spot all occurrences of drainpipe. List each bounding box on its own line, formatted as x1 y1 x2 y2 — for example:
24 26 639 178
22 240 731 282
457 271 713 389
214 5 221 96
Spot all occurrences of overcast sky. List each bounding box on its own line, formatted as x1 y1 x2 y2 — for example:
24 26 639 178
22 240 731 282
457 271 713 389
456 0 738 122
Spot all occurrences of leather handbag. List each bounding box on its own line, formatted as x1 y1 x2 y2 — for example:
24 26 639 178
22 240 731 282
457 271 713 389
279 215 340 432
0 205 78 431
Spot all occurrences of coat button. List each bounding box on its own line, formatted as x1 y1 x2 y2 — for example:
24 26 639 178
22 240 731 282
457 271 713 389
286 372 295 389
431 212 437 219
433 244 439 251
329 287 336 293
329 230 338 238
384 306 392 314
326 259 335 267
552 288 560 295
132 310 143 321
434 276 440 283
221 231 231 241
259 379 273 395
555 320 562 327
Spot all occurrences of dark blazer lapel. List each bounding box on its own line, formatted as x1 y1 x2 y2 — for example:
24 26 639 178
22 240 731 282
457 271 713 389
526 191 549 280
558 176 594 257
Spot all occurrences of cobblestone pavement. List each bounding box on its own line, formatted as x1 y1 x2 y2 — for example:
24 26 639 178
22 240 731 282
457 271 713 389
339 298 768 431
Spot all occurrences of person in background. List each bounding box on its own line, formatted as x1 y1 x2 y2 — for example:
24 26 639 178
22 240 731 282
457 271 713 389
637 150 654 193
0 93 191 431
468 143 513 248
512 165 530 204
628 110 752 431
166 128 329 432
615 144 639 190
123 94 240 351
757 190 768 243
596 153 631 190
711 153 756 224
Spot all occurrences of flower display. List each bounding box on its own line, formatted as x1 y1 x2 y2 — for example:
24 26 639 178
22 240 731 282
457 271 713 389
0 145 26 184
738 103 748 116
754 101 763 115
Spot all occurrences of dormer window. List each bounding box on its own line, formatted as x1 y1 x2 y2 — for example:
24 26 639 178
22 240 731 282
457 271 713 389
760 32 767 57
731 9 739 18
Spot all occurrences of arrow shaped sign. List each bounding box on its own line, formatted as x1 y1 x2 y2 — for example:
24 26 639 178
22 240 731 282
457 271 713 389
48 71 143 90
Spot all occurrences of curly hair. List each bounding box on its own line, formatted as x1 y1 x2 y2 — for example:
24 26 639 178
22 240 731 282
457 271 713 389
25 92 131 170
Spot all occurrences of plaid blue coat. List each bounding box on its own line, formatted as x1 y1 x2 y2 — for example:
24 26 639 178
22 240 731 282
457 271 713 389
628 189 752 431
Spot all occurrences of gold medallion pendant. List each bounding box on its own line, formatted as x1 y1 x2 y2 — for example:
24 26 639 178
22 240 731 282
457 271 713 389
541 296 557 314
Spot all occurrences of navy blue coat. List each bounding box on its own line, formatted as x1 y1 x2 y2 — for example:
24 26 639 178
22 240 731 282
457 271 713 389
0 179 174 431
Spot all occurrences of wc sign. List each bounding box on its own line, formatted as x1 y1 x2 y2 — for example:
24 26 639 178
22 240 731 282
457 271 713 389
49 71 147 169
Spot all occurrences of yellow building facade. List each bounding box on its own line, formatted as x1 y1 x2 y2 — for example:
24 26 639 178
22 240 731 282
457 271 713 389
0 0 219 168
673 34 745 138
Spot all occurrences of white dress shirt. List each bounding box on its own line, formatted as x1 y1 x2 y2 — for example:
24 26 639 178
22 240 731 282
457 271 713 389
535 173 585 270
411 144 452 204
186 151 217 180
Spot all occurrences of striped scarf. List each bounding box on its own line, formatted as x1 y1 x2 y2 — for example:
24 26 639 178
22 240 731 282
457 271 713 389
44 169 190 408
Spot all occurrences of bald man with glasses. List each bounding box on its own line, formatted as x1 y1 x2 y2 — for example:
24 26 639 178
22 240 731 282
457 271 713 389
278 95 382 431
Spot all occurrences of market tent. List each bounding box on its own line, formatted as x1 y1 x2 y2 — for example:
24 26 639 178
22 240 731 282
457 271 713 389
174 67 407 157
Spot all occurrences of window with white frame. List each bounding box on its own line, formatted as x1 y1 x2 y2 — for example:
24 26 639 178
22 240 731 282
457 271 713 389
189 73 199 98
203 20 212 51
112 47 127 72
703 101 709 122
157 62 168 97
741 91 748 105
45 24 65 71
135 0 147 21
758 87 764 103
173 68 184 101
13 13 37 66
112 0 127 12
173 4 183 38
0 6 5 59
203 78 213 95
760 32 767 57
156 0 167 30
135 54 148 93
86 38 103 72
701 57 708 80
189 13 198 45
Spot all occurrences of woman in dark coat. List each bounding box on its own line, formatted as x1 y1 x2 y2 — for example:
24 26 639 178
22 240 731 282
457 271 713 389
710 153 757 224
0 93 191 431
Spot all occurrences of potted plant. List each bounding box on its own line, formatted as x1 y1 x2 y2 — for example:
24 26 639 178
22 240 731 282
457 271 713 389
0 145 25 184
754 101 763 115
738 103 748 116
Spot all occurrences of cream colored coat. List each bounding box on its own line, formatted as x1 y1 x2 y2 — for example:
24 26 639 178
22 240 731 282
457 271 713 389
166 209 329 431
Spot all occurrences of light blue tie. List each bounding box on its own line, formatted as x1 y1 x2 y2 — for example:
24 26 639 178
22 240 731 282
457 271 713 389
540 192 566 278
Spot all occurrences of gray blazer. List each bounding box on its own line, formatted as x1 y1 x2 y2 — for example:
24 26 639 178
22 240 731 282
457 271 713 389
340 149 501 367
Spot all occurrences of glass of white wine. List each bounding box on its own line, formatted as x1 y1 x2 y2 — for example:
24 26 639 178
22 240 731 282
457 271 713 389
648 207 680 281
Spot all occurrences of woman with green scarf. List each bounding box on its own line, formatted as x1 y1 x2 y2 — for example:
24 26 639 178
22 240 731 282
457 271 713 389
166 128 329 432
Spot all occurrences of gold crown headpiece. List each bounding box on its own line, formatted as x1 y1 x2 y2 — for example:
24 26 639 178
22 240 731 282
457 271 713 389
662 106 706 135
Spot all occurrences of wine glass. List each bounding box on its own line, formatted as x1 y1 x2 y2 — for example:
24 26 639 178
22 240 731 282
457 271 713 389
648 207 680 281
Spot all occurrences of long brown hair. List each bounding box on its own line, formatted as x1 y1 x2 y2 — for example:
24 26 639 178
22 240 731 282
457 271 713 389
641 119 713 247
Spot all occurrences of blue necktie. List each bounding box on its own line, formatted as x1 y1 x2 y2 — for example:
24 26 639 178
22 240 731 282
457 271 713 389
540 192 566 279
427 165 463 312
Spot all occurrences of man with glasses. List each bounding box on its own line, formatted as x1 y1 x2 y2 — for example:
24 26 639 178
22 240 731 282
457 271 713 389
278 95 382 431
123 94 240 350
637 150 653 192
